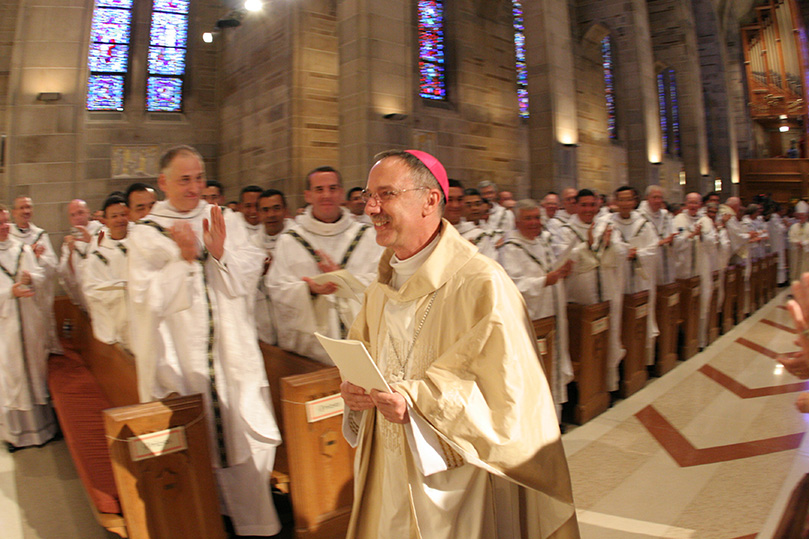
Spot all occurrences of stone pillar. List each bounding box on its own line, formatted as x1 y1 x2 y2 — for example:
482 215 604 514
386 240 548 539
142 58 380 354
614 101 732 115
691 0 738 195
522 0 578 197
647 0 710 195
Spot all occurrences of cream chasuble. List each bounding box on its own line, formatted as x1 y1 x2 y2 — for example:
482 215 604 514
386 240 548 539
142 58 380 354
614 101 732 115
344 221 578 539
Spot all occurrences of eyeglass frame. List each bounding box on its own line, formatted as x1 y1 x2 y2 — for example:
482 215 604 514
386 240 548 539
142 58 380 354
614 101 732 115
360 186 430 204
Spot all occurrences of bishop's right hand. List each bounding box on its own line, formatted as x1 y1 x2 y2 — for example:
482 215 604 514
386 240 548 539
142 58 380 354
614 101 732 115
341 381 374 411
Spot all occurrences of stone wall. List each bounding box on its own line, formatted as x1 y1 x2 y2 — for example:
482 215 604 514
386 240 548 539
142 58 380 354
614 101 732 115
2 0 220 242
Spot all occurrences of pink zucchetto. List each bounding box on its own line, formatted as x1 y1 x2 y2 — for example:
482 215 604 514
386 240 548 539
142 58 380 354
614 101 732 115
405 149 449 200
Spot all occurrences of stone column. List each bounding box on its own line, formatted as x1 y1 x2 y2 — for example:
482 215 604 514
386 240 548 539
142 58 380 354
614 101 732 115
522 0 578 197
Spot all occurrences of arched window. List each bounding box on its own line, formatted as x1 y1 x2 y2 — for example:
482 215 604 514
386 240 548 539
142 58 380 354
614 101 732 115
601 35 616 139
657 68 680 156
146 0 189 112
418 0 446 100
86 0 134 111
512 0 528 118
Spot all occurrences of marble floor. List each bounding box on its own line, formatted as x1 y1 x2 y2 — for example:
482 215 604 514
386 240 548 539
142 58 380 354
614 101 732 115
566 289 808 538
0 290 804 538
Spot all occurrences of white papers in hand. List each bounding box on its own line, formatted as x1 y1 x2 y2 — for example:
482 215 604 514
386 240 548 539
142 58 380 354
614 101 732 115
315 333 391 393
309 270 367 301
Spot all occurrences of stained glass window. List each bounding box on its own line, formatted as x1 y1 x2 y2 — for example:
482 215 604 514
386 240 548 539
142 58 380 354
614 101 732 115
658 68 681 156
668 69 680 156
601 35 616 139
658 72 667 153
86 0 133 111
418 0 446 100
147 0 188 111
512 1 528 118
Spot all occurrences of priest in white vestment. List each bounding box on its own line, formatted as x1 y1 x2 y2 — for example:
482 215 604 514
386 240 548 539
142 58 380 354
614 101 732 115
58 199 103 312
609 187 659 365
83 196 132 349
251 189 290 345
552 188 626 391
478 179 515 232
455 188 497 258
541 192 563 242
127 146 282 536
0 206 58 449
724 197 760 314
341 150 578 539
769 205 789 285
789 201 809 281
11 196 62 354
236 185 264 239
553 187 578 227
125 182 157 222
267 166 384 363
498 199 574 421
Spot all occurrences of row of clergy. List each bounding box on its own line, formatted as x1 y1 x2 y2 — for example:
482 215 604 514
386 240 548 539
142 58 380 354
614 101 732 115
6 175 793 434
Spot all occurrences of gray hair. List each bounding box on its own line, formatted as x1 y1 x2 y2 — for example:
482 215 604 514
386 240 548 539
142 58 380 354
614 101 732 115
513 198 539 219
477 180 497 192
645 185 664 197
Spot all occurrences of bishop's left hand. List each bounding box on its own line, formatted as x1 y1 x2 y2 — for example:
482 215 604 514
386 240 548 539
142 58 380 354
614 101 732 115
370 389 409 424
203 205 226 260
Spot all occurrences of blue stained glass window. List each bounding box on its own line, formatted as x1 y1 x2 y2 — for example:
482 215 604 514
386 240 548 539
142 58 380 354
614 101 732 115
512 1 528 118
602 36 616 139
147 0 189 112
668 69 680 156
89 44 130 73
418 0 446 100
86 0 132 111
658 72 667 153
91 9 131 44
150 12 188 48
152 0 189 14
87 75 125 110
147 77 183 111
148 47 186 75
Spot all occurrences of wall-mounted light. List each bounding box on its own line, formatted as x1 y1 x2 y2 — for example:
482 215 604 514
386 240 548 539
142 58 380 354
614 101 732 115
37 92 61 102
562 143 579 148
203 31 214 43
679 169 686 186
383 113 408 121
204 1 263 42
651 161 662 165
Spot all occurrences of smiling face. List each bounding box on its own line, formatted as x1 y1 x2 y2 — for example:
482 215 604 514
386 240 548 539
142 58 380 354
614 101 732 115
158 152 205 213
542 194 559 219
577 195 598 224
463 194 487 224
444 186 464 225
259 194 286 236
347 190 366 216
305 171 344 223
516 207 542 240
105 203 130 240
13 197 33 228
616 189 636 218
364 157 440 259
240 191 261 226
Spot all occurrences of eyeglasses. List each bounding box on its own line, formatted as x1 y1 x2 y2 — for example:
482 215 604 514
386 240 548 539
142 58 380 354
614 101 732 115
360 187 428 204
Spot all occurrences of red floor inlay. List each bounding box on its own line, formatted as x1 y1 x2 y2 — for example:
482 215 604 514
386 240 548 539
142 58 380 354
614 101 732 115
699 364 809 397
735 337 797 359
635 405 804 467
760 318 797 334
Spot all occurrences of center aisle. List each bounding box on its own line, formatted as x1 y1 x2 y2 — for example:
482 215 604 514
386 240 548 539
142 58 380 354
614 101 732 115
563 289 809 538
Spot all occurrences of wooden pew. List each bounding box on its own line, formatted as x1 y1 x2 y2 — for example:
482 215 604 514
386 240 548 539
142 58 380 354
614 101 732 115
533 316 555 386
722 266 738 333
736 263 748 323
567 302 610 424
104 395 226 539
769 252 778 300
280 369 354 539
620 290 649 398
708 271 720 344
677 276 700 359
655 283 680 376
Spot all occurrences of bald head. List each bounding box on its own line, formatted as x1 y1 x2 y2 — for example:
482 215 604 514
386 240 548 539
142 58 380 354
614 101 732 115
725 197 740 212
561 187 578 214
67 199 91 227
684 192 701 216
